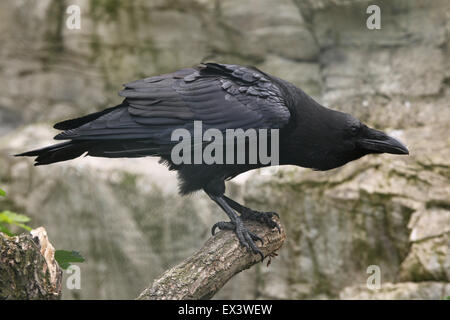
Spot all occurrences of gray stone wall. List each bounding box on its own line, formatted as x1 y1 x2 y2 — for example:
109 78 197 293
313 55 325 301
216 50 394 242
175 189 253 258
0 0 448 299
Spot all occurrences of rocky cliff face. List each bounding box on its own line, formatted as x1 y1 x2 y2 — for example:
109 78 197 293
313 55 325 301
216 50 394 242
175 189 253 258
0 0 448 299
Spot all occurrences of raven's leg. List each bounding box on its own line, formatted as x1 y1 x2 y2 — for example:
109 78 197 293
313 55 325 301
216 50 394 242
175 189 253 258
223 196 280 233
204 182 264 260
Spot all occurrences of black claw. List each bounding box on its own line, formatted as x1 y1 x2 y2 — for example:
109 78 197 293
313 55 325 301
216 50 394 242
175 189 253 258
250 247 264 262
211 223 218 236
237 233 250 249
267 220 281 233
270 211 280 218
240 209 280 234
211 221 235 235
210 217 267 262
239 225 265 261
275 224 281 234
257 250 264 262
248 231 264 245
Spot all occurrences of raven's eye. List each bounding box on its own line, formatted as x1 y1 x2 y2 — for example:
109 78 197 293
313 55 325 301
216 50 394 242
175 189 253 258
350 125 359 135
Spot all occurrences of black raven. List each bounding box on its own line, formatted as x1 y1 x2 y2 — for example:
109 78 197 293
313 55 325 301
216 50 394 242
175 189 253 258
17 63 409 259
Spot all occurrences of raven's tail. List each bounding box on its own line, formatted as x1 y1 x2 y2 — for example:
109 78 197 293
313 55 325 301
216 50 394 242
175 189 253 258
15 141 95 166
15 103 124 165
15 101 165 165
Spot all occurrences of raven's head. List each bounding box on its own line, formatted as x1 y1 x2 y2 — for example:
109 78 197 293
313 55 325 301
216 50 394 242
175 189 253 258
317 112 409 170
346 115 408 154
296 108 409 171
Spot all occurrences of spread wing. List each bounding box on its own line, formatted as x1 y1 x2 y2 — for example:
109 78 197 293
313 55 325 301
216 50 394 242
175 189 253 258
55 63 291 145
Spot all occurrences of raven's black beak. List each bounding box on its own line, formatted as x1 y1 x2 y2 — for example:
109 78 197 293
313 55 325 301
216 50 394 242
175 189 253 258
357 128 409 155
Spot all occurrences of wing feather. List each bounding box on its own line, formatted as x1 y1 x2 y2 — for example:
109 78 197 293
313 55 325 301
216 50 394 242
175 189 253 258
55 63 291 143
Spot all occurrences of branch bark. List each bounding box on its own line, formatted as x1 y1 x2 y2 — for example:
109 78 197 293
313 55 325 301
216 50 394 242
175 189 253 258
137 218 286 300
0 227 62 299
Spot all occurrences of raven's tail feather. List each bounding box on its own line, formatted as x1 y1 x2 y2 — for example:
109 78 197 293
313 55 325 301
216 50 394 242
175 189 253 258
15 141 95 166
53 103 124 130
15 139 167 165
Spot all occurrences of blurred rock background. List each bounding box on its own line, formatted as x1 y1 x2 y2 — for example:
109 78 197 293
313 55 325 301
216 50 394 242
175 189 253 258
0 0 449 299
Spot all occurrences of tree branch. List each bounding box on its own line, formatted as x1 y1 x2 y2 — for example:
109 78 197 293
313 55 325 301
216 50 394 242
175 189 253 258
137 218 286 300
0 227 62 299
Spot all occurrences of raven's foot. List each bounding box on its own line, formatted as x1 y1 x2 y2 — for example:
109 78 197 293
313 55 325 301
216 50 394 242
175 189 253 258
211 220 264 260
240 209 281 233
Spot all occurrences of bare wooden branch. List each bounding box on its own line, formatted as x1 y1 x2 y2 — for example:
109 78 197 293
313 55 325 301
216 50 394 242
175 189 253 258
137 218 286 300
0 227 62 299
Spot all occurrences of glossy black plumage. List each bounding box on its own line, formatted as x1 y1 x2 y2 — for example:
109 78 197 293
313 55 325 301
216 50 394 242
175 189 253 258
17 62 409 258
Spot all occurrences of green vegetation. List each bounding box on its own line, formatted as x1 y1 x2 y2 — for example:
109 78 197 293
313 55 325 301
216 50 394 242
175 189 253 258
0 210 31 236
0 187 84 269
91 0 123 20
54 250 85 270
0 188 31 236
